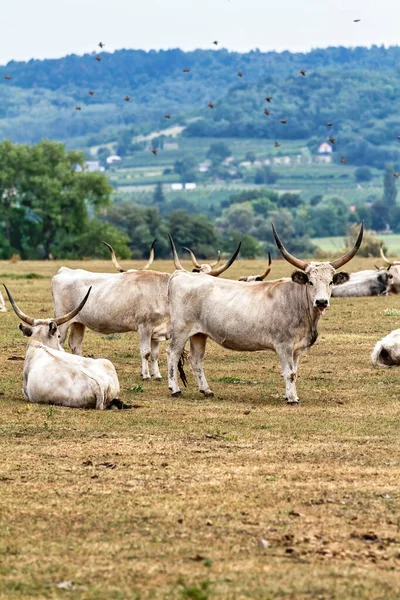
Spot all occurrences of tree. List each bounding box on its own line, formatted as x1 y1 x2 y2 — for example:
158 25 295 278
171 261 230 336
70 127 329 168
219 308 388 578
153 182 165 205
173 155 198 182
354 167 373 183
55 221 131 259
383 165 398 207
206 142 232 166
0 139 112 259
245 151 257 163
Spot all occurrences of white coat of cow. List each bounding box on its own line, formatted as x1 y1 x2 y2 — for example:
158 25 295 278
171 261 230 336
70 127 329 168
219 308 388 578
332 270 392 297
0 290 6 312
371 329 400 367
379 245 400 293
4 285 121 409
51 236 241 381
166 223 363 403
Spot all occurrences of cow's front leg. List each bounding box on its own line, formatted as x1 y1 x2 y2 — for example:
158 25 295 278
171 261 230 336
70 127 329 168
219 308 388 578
276 345 299 404
138 325 152 380
167 334 188 397
151 339 162 381
189 334 213 396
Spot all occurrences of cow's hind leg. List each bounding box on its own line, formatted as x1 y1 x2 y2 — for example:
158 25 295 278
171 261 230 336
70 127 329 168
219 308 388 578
151 339 163 381
167 332 189 397
276 344 299 404
68 323 86 355
138 325 152 380
189 334 213 396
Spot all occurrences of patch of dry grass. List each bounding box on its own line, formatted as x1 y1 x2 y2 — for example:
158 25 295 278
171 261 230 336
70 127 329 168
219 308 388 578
0 258 400 599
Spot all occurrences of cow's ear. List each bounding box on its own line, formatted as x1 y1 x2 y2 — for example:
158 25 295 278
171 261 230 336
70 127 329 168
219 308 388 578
333 272 350 285
19 323 32 337
192 268 200 273
292 270 309 285
48 321 58 336
255 277 263 281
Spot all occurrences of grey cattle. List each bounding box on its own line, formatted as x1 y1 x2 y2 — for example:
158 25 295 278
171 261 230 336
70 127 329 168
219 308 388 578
379 245 400 293
371 329 400 366
166 223 363 404
332 270 392 297
183 247 221 273
51 237 240 381
4 286 120 409
103 240 156 273
238 254 272 282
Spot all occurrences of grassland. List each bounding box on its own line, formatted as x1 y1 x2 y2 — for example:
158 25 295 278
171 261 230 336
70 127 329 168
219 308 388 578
1 257 400 599
315 234 400 255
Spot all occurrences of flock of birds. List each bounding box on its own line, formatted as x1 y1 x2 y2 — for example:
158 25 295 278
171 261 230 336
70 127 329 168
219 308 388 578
5 19 400 176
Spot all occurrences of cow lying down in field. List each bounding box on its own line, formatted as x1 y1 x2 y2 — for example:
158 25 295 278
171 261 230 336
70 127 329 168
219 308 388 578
371 330 400 367
331 270 392 297
4 285 122 409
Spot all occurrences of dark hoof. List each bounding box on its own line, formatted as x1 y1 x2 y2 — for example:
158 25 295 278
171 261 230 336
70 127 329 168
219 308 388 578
200 390 214 397
152 376 163 382
172 391 182 397
286 400 300 406
106 399 133 410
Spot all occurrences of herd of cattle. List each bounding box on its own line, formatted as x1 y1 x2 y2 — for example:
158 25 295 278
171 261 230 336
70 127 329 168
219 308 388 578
2 223 400 408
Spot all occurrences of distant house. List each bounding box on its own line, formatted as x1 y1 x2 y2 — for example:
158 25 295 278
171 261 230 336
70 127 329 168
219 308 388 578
199 161 211 173
318 142 333 154
185 183 196 190
85 161 105 173
106 155 122 164
171 183 183 191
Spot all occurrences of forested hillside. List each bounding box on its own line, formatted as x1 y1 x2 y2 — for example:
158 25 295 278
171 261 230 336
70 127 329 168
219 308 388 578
2 45 400 161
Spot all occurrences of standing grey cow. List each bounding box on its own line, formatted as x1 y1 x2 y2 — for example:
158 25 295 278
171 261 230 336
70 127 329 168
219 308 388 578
379 245 400 293
4 286 121 409
332 270 392 297
238 254 272 282
166 223 363 403
183 247 221 273
51 237 241 380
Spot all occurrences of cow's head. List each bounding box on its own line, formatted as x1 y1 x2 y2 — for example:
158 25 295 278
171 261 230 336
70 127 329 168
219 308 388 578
183 247 221 274
102 239 156 273
3 285 91 350
272 223 363 311
239 253 272 282
380 245 400 292
168 234 241 278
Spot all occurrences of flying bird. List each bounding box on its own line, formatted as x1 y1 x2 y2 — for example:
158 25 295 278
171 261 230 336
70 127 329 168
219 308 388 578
300 69 306 76
280 119 287 124
274 141 281 147
99 42 105 48
183 68 190 73
353 19 361 22
394 172 400 178
4 75 11 80
75 106 82 111
124 96 130 101
326 122 333 127
151 148 158 155
264 108 270 116
329 136 335 144
265 96 272 103
237 71 243 77
164 113 171 119
213 41 219 45
340 156 347 163
397 136 400 140
208 102 214 108
95 56 102 62
88 90 95 96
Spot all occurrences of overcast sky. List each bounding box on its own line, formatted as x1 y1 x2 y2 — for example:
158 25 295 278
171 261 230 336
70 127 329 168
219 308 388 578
1 0 399 65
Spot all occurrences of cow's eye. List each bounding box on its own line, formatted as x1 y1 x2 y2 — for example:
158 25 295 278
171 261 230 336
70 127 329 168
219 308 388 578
329 281 333 286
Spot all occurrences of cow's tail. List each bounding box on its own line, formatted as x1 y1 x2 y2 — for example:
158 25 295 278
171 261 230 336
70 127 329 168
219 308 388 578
371 341 394 367
178 349 188 387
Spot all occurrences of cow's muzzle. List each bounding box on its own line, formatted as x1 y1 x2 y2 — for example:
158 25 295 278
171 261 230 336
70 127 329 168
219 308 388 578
315 298 329 310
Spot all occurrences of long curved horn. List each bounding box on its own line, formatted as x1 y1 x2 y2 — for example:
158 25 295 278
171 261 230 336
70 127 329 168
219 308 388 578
380 243 393 266
3 284 35 325
102 241 126 273
54 287 92 325
167 233 184 270
142 239 156 270
330 222 364 270
271 224 308 271
210 251 221 268
209 243 241 277
258 252 272 280
183 247 201 269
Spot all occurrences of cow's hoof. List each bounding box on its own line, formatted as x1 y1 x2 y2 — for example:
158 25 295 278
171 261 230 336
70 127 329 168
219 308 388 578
142 376 151 381
172 391 182 397
152 376 163 382
200 389 214 397
286 399 300 405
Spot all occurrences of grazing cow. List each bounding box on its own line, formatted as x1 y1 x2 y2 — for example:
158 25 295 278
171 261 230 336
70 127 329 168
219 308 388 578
166 223 363 403
4 286 121 409
332 270 392 297
371 329 400 366
238 254 272 282
183 247 221 273
103 240 156 273
51 236 240 380
379 245 400 293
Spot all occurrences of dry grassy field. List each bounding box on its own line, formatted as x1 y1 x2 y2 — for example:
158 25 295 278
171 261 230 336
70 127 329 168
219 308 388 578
1 257 400 600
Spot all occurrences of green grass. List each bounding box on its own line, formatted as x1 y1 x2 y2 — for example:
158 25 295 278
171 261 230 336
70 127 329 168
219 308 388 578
314 233 400 254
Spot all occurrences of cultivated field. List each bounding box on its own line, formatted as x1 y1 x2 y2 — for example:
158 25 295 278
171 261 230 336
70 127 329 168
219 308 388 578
1 257 400 599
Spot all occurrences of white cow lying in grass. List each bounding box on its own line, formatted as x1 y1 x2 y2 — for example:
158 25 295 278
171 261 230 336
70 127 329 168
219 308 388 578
0 290 6 312
371 329 400 367
4 285 122 409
